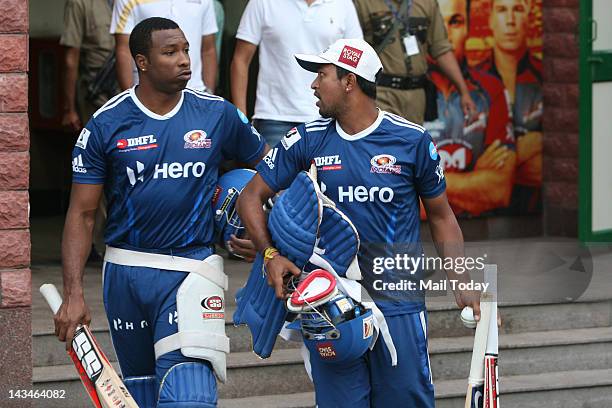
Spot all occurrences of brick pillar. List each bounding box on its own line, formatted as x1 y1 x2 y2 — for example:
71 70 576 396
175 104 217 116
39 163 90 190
542 0 580 236
0 0 32 406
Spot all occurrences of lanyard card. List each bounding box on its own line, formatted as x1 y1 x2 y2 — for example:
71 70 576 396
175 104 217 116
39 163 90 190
403 35 420 56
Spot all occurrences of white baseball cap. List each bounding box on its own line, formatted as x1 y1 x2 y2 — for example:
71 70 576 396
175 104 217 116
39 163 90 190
295 38 383 83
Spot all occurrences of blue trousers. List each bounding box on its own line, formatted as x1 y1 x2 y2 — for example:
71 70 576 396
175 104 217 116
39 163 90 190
309 311 435 408
102 246 217 405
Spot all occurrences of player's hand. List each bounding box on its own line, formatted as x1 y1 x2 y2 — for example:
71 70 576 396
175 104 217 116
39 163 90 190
265 255 301 299
474 140 510 170
455 289 481 322
228 234 256 262
54 293 91 350
460 92 478 124
61 110 82 133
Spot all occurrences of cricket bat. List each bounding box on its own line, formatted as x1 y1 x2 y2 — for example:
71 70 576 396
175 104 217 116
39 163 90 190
40 284 139 408
465 297 492 408
484 300 499 408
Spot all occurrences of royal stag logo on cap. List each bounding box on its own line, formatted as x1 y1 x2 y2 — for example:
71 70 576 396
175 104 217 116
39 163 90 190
338 45 363 68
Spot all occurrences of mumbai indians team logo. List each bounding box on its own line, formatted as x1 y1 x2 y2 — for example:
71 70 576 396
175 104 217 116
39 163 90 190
183 130 211 149
370 154 401 175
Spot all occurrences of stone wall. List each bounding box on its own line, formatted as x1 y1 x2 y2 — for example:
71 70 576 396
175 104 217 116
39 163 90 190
542 0 580 236
0 0 32 405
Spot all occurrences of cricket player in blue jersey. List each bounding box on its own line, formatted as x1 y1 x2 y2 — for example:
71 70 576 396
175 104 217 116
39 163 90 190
54 17 266 407
237 38 481 407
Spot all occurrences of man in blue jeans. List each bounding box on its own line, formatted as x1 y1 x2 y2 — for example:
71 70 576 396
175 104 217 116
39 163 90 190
230 0 363 146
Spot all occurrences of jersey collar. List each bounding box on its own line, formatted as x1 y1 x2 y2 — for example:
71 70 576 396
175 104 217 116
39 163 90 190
335 109 384 141
129 87 184 120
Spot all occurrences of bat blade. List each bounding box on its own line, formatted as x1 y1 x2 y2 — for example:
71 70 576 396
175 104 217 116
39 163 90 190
40 284 139 408
465 299 492 408
484 301 499 408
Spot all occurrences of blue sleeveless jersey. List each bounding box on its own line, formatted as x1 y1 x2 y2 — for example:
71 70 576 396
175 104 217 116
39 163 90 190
71 87 265 251
256 111 446 315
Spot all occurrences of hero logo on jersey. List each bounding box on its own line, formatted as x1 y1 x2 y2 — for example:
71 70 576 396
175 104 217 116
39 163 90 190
281 127 301 150
154 161 206 179
72 155 87 173
313 155 342 171
263 148 278 169
438 141 473 172
201 296 224 319
183 130 211 149
116 135 158 152
370 154 401 175
75 128 90 149
316 342 337 359
338 185 394 203
339 45 363 68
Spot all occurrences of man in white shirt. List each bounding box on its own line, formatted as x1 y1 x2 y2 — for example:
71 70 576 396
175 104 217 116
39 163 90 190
231 0 363 146
111 0 218 92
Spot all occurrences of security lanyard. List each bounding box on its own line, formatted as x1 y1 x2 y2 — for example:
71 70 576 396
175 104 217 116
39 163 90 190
383 0 413 25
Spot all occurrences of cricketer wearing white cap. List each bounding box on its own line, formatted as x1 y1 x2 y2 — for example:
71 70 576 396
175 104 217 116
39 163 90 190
295 38 383 83
238 38 478 407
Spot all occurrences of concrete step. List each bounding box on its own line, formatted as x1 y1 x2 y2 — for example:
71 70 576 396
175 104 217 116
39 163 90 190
34 348 312 405
33 326 612 404
31 358 612 407
430 326 612 381
34 298 612 367
217 368 612 408
435 368 612 408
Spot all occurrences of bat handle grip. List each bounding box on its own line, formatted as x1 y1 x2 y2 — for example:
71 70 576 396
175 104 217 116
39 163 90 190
40 284 63 315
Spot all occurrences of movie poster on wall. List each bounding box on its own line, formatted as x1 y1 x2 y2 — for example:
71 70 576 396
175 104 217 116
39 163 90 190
423 0 542 217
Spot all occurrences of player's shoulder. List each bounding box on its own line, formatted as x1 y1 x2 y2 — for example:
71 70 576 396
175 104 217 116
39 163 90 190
183 87 225 105
91 88 133 124
302 117 333 135
277 118 331 151
183 87 229 112
380 111 426 141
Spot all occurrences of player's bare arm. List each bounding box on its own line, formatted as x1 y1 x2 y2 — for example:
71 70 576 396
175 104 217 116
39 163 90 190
56 183 103 349
445 141 517 214
436 51 477 120
423 192 481 319
230 39 257 115
237 173 301 298
227 146 272 261
115 33 134 90
201 33 217 93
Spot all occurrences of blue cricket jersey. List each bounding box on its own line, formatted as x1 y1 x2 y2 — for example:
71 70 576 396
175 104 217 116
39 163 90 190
71 87 265 251
256 110 446 315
